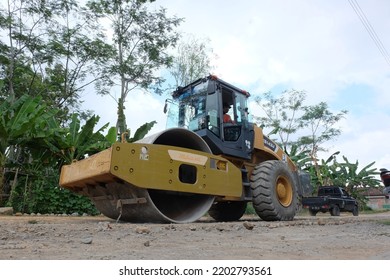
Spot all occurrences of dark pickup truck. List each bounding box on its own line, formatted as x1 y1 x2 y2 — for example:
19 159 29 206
301 186 359 216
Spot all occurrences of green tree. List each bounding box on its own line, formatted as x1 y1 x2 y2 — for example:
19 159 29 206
0 0 50 102
255 90 347 161
300 102 348 157
43 0 116 123
85 0 183 139
169 35 216 88
0 0 104 206
0 0 114 123
255 90 306 152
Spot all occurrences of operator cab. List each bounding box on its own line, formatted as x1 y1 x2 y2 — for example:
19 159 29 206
165 75 254 159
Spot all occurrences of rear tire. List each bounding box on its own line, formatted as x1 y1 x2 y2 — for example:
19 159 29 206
250 160 299 221
352 205 359 216
330 205 340 216
309 209 318 216
208 201 247 222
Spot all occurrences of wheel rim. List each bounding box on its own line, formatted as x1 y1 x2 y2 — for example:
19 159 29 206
276 175 293 207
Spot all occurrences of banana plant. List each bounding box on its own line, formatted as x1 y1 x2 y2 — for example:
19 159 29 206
0 95 58 202
128 121 157 142
0 95 53 153
45 114 113 164
46 114 157 165
303 152 381 206
327 157 380 191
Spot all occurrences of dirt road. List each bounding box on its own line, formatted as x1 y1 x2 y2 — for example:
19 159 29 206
1 212 390 260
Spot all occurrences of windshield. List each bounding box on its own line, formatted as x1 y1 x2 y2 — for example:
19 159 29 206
166 78 250 136
166 81 208 131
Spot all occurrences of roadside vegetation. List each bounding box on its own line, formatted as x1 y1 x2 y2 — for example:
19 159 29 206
254 89 381 208
0 0 178 214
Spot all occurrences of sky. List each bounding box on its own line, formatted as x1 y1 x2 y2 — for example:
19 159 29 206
82 0 390 173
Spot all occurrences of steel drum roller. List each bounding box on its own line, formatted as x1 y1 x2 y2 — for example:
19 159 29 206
91 128 215 223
